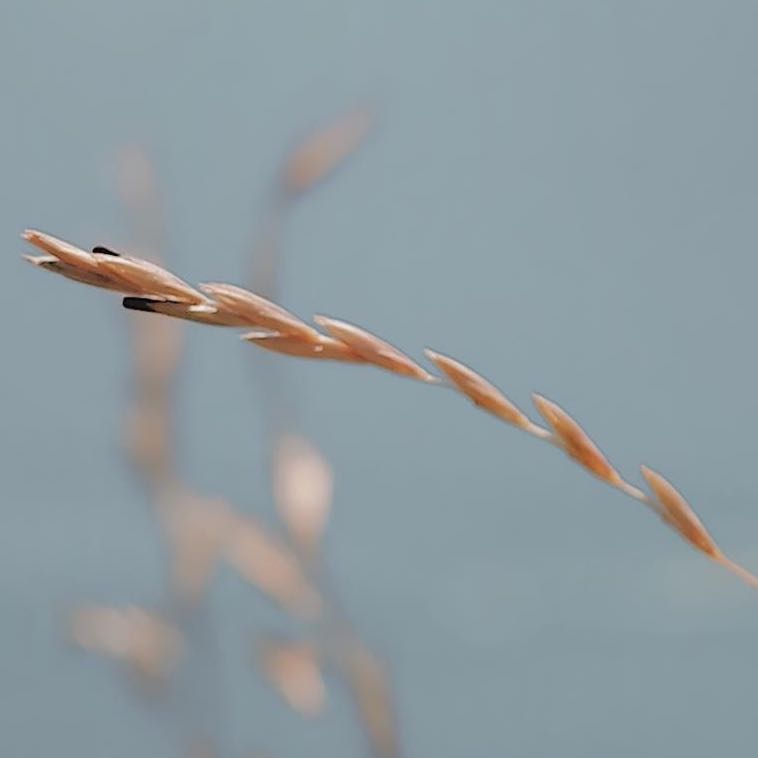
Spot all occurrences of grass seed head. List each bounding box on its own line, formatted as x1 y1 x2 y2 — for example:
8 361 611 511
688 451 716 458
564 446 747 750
314 315 436 382
274 434 333 552
532 394 622 485
241 330 365 362
260 639 326 717
640 465 722 558
425 349 529 428
282 108 372 194
94 253 207 304
224 515 321 616
200 282 321 341
123 297 253 326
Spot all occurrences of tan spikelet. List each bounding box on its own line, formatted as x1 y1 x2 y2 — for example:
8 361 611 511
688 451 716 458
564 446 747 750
241 330 365 362
24 254 136 292
274 434 333 551
640 466 722 558
23 229 100 273
70 606 183 681
94 253 207 304
343 643 398 758
162 495 235 602
283 108 372 193
122 297 254 327
259 639 326 717
314 315 436 382
532 394 622 485
200 283 321 341
224 515 320 616
425 349 530 428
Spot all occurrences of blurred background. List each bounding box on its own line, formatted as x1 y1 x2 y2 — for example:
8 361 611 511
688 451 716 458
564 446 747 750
2 1 758 756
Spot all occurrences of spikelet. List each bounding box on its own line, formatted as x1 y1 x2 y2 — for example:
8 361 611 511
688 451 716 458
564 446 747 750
122 297 253 327
241 330 365 362
343 643 398 758
259 639 326 717
69 606 183 681
93 252 207 304
200 283 321 341
224 514 320 616
23 229 100 273
24 253 135 292
640 466 722 558
161 494 235 602
274 434 333 552
314 315 436 382
282 108 372 194
425 349 530 428
532 394 622 485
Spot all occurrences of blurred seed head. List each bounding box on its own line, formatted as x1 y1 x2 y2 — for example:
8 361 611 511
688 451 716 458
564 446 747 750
69 606 183 683
224 515 321 616
162 493 235 603
343 643 398 758
282 108 373 195
259 638 326 717
274 434 333 553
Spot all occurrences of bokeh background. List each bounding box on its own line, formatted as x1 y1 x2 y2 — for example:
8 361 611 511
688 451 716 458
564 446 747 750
3 1 758 756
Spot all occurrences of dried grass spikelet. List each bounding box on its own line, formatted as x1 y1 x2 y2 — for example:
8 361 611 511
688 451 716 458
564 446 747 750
22 230 206 306
532 394 622 485
224 514 320 616
314 315 436 382
640 466 722 558
24 253 131 291
70 606 183 682
122 296 253 327
92 250 207 304
23 229 135 293
241 329 365 362
425 349 530 428
259 639 326 717
343 643 398 758
274 434 333 552
162 494 235 602
200 283 321 341
282 108 372 194
23 229 100 272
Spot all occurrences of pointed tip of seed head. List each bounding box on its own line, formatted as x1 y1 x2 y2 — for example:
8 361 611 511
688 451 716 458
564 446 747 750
531 393 550 412
423 348 442 362
22 253 48 266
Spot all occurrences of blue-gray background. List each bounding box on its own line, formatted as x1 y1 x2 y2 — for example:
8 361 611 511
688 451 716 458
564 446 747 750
2 1 758 756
